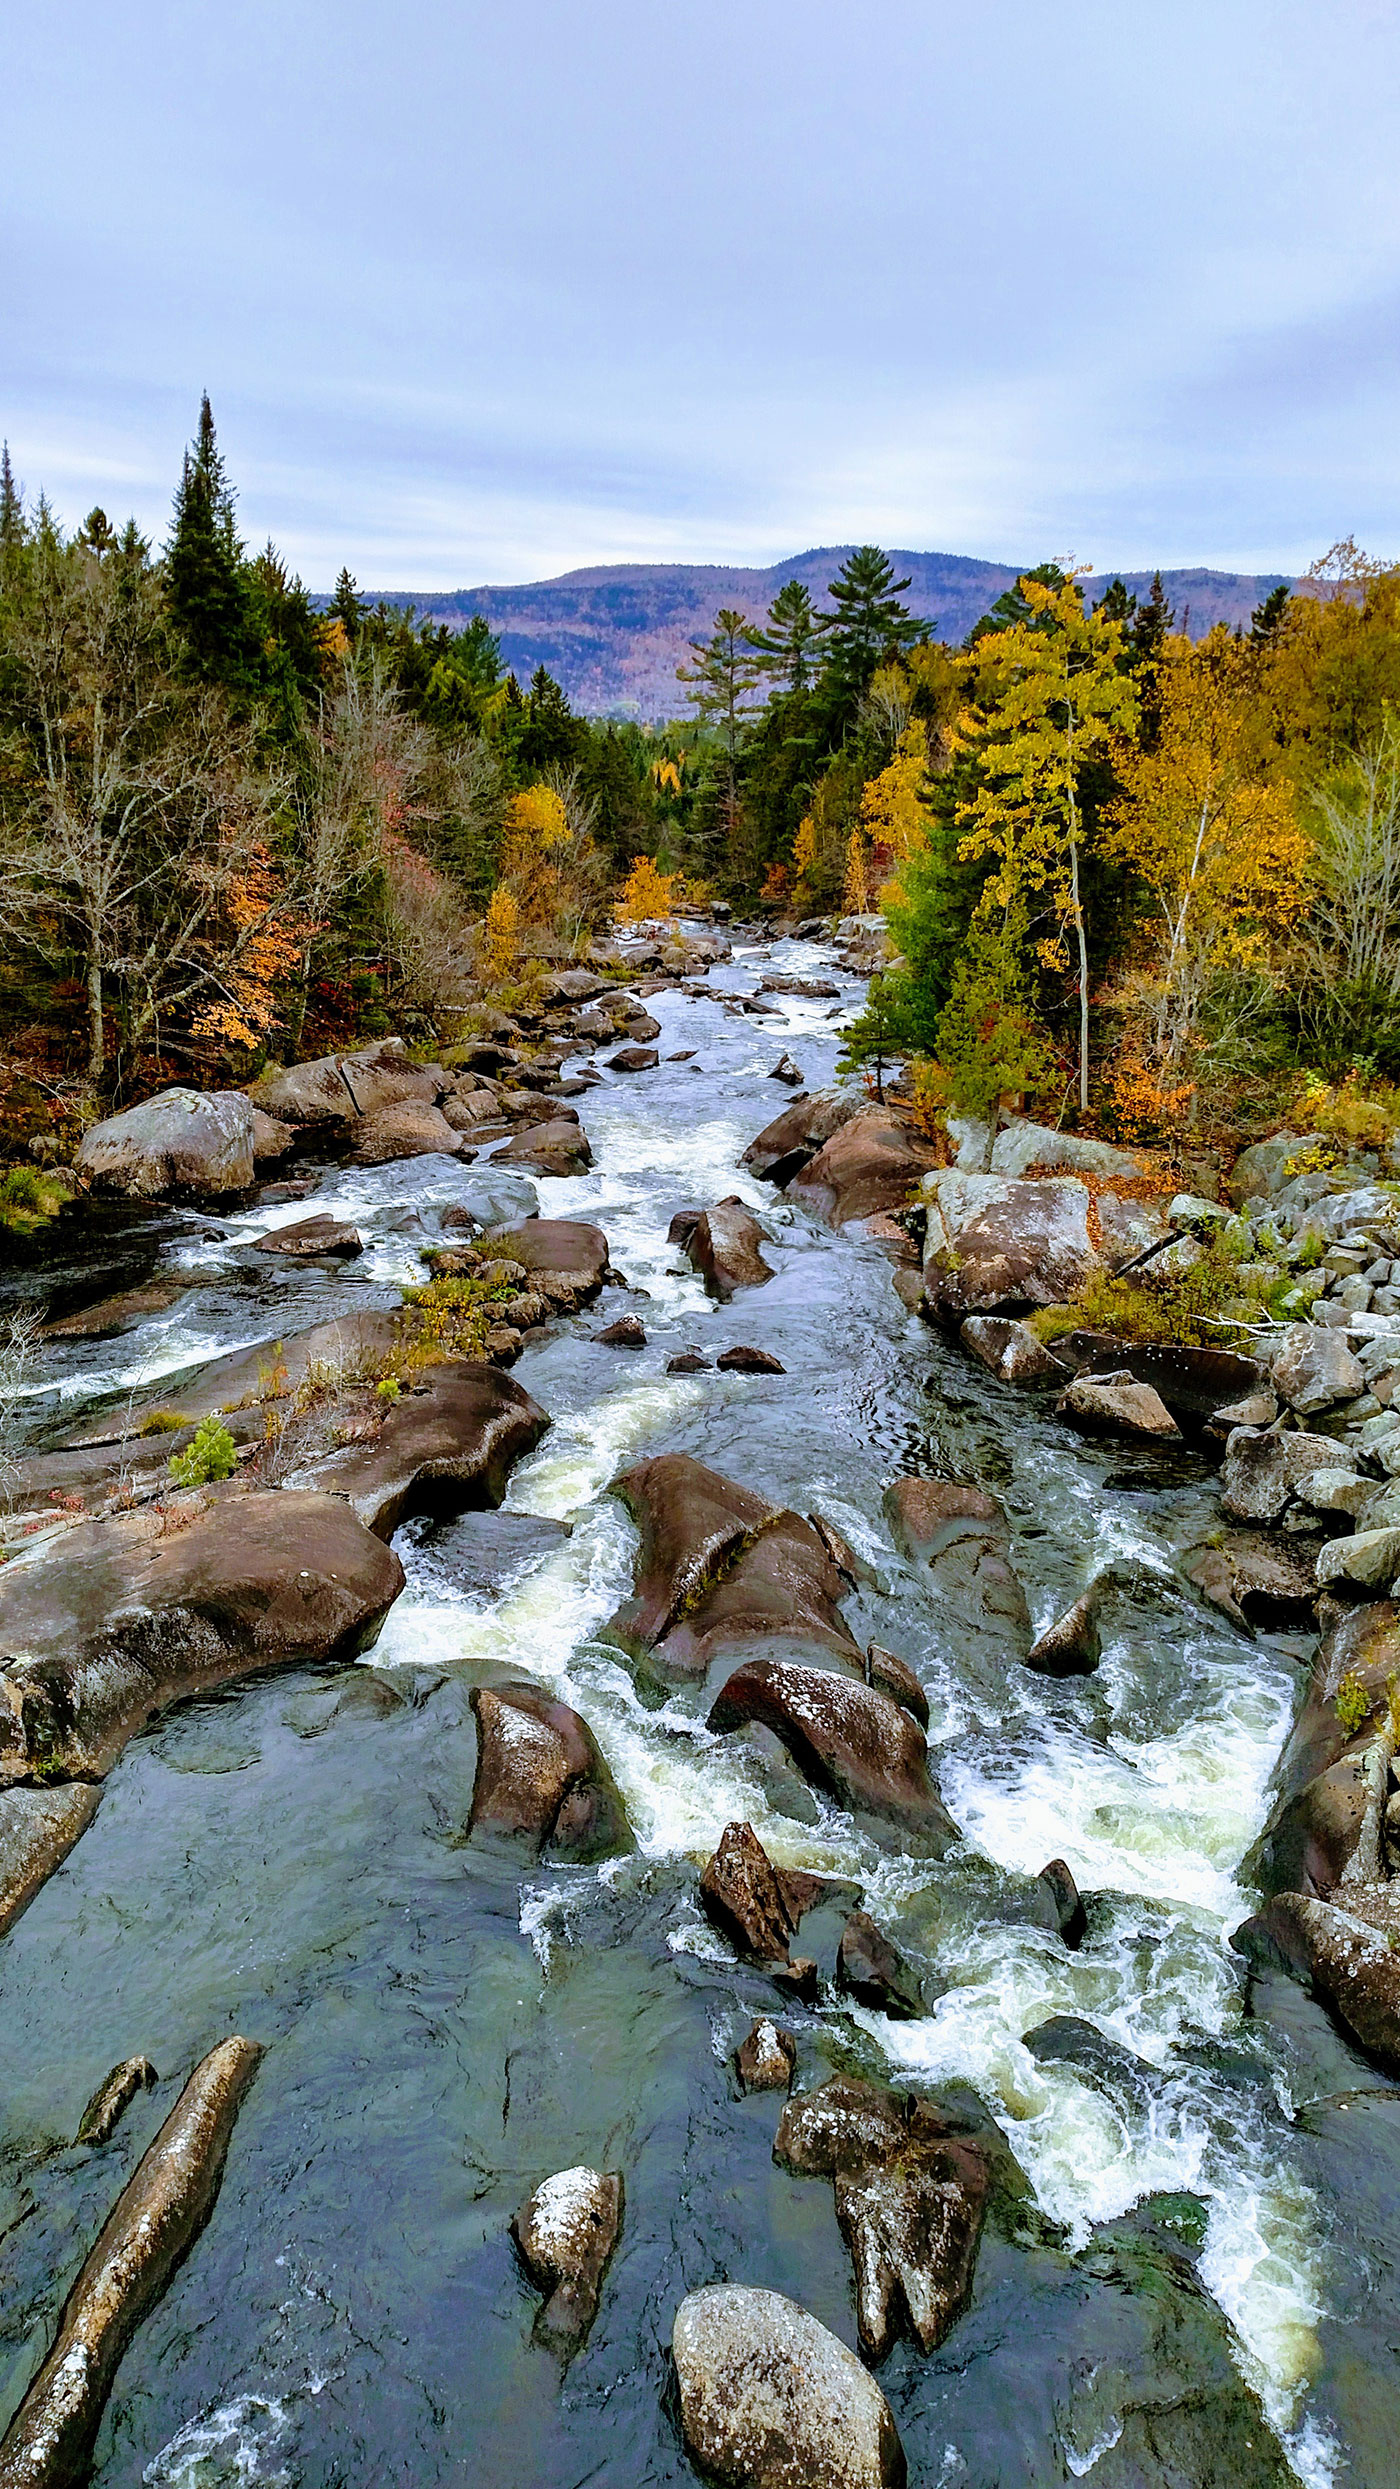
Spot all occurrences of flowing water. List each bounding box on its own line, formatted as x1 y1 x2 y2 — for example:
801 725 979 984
2 938 1397 2486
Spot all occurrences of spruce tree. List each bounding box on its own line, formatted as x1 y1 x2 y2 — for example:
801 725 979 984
0 443 24 554
165 393 253 681
967 561 1068 644
330 567 362 635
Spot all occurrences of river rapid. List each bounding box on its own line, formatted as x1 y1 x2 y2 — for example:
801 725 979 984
2 934 1397 2486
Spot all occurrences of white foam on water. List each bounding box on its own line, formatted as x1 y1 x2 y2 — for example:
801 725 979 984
143 2393 292 2486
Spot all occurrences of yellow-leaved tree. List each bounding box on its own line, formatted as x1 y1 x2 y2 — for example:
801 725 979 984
860 720 930 899
955 575 1137 1110
620 854 678 924
482 884 520 983
1103 630 1312 1063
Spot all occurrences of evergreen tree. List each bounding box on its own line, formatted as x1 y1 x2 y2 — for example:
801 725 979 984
1096 577 1137 629
0 443 23 569
330 567 362 635
165 393 253 681
745 578 826 691
1129 570 1175 747
933 901 1053 1162
455 612 502 688
77 506 116 555
967 561 1068 644
818 547 926 711
515 665 587 775
1249 582 1292 647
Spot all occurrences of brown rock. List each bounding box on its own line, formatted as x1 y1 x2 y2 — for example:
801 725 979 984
863 1644 930 1728
597 1315 646 1347
249 1038 444 1126
76 2056 158 2146
708 1660 957 1850
1026 1587 1103 1677
42 1283 185 1342
667 1350 711 1372
1234 1888 1400 2074
468 1683 631 1861
882 1477 1030 1650
736 2018 797 2092
492 1118 594 1175
686 1198 776 1300
481 1219 609 1294
700 1821 810 1964
513 2165 624 2355
0 1784 103 1940
0 1493 403 1785
716 1344 785 1373
741 1088 861 1185
671 2286 905 2489
960 1315 1070 1386
836 1910 923 2019
1182 1532 1318 1634
605 1044 658 1072
1058 1370 1180 1441
303 1360 548 1538
252 1213 363 1259
787 1107 938 1229
0 2039 263 2487
608 1454 860 1679
347 1098 466 1164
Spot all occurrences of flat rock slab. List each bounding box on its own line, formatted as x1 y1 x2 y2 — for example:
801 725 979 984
787 1108 937 1229
608 1454 860 1680
76 1088 257 1199
686 1198 776 1300
672 2285 905 2489
0 1783 103 1939
252 1213 363 1258
301 1360 548 1538
0 2038 263 2486
708 1658 957 1851
514 2166 623 2354
883 1477 1031 1651
482 1219 609 1294
42 1282 186 1341
0 1492 403 1783
468 1682 631 1861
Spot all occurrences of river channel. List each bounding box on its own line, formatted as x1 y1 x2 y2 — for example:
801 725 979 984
2 935 1396 2487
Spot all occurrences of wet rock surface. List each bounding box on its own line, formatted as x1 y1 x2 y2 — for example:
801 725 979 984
301 1359 549 1537
684 1198 775 1300
76 2055 158 2147
0 1784 103 1938
708 1659 958 1849
251 1213 364 1258
735 2017 796 2092
671 2284 906 2489
882 1477 1031 1651
787 1107 937 1229
468 1683 631 1861
513 2165 623 2354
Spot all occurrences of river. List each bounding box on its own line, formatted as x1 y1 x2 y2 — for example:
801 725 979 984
1 934 1393 2486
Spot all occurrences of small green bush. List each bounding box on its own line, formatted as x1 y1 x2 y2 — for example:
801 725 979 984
167 1417 238 1488
376 1376 401 1402
139 1408 189 1437
1335 1670 1373 1738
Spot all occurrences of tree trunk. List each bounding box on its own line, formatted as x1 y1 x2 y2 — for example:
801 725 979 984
86 953 105 1083
1070 837 1089 1113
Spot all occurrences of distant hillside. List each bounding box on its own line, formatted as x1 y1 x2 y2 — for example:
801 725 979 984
351 548 1290 720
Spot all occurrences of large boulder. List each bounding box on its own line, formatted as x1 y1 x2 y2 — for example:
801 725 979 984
787 1108 937 1229
252 1213 363 1259
513 2166 623 2355
301 1360 549 1537
247 1038 444 1126
482 1219 610 1300
922 1172 1166 1319
1248 1605 1400 1895
0 1493 403 1785
76 1088 256 1198
960 1316 1070 1387
741 1089 862 1185
347 1099 466 1164
774 2077 988 2359
492 1117 594 1175
882 1477 1030 1651
671 2285 905 2489
953 1118 1154 1183
1234 1888 1400 2074
1058 1370 1180 1442
607 1455 860 1680
1221 1427 1355 1526
1269 1325 1365 1415
0 2039 263 2488
469 1683 630 1861
707 1658 958 1850
685 1198 775 1300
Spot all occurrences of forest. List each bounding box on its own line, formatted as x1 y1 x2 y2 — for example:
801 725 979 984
4 395 1400 1188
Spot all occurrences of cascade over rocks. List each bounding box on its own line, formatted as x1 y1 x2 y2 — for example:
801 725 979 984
513 2166 624 2354
0 2038 263 2489
786 1107 938 1230
76 1088 259 1199
707 1659 958 1850
882 1478 1031 1652
683 1198 775 1300
774 2077 989 2359
301 1360 549 1538
470 1683 631 1860
741 1088 862 1186
607 1454 862 1679
0 1493 403 1786
671 2285 906 2489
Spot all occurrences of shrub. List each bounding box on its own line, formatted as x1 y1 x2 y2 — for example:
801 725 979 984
1335 1670 1373 1738
139 1408 189 1436
167 1417 238 1487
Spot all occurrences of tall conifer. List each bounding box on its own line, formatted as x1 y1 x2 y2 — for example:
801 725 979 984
165 394 252 680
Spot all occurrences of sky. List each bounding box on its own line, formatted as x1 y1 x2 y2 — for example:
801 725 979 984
4 0 1399 591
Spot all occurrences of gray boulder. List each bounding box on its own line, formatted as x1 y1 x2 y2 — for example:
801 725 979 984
1058 1370 1180 1441
76 1088 256 1198
347 1098 466 1164
247 1037 444 1126
671 2285 905 2489
923 1172 1165 1320
1270 1325 1366 1414
960 1315 1070 1385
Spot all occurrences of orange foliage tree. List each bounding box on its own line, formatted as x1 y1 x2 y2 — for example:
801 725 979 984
192 844 319 1053
619 854 678 924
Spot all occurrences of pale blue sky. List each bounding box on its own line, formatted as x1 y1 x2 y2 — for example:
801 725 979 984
4 0 1398 588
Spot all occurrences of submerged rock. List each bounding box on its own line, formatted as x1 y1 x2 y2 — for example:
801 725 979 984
685 1198 775 1300
0 2037 263 2488
42 1281 187 1342
708 1659 957 1849
76 1088 257 1199
76 2055 158 2147
468 1683 631 1861
0 1784 103 1939
0 1492 403 1786
836 1910 924 2019
882 1477 1031 1651
671 2284 906 2489
512 2165 623 2354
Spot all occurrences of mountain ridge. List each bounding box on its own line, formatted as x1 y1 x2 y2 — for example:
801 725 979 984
343 548 1289 719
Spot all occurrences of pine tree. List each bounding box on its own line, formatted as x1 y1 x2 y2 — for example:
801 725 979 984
165 393 253 680
967 561 1068 645
1249 582 1292 647
1130 570 1175 748
330 566 362 635
746 578 827 691
516 666 587 774
819 547 926 710
0 442 23 566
